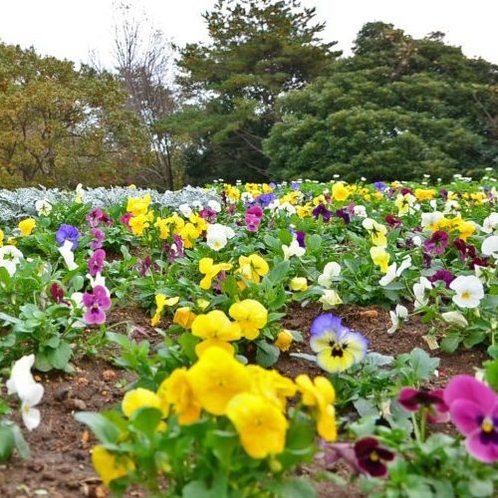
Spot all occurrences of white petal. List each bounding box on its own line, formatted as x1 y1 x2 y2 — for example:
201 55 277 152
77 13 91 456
22 406 41 431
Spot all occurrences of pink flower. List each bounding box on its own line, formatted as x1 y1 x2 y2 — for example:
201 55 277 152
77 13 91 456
82 285 111 325
398 387 450 423
444 375 498 463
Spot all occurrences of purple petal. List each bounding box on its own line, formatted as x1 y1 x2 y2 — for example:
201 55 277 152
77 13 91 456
84 308 106 325
311 313 349 337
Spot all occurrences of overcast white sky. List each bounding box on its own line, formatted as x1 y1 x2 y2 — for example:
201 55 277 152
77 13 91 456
0 0 497 68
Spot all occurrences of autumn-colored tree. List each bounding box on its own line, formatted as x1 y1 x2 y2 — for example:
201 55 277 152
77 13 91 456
0 42 149 188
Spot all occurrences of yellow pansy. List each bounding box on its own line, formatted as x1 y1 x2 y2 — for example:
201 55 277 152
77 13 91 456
191 310 240 340
153 217 170 239
295 375 337 441
246 365 296 410
157 368 201 425
18 218 36 236
274 330 293 352
0 228 4 246
370 246 390 273
173 307 197 329
452 218 476 241
186 347 251 416
236 254 269 283
91 445 135 486
226 393 288 459
414 188 436 201
126 194 151 216
199 257 233 290
290 277 308 291
151 294 179 326
121 387 163 418
332 182 350 202
129 212 154 236
229 299 268 340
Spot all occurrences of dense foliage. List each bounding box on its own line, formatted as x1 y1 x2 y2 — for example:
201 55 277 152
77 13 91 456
263 22 498 182
0 44 151 188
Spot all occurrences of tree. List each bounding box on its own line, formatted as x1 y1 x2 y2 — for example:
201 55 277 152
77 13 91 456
110 2 180 190
0 42 149 188
263 22 498 182
163 0 339 185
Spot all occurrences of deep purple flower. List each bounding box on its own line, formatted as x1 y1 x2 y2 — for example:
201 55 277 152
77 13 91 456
444 375 498 463
385 215 403 228
138 255 152 277
424 230 449 256
169 234 184 261
312 203 331 223
89 228 105 250
454 238 477 262
55 224 80 250
398 387 450 423
335 208 351 224
354 437 395 477
295 230 306 248
50 282 65 303
400 187 413 196
428 269 455 288
88 249 106 277
82 285 111 325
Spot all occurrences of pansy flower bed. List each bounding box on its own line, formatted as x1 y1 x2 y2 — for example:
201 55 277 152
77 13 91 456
0 176 497 497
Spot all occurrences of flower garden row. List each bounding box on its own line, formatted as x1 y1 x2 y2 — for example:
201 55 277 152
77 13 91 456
1 175 497 497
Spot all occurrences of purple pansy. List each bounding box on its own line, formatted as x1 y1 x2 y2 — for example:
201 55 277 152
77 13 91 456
88 249 106 277
424 230 449 256
354 437 395 477
55 224 80 250
398 387 450 423
444 374 498 463
82 285 111 325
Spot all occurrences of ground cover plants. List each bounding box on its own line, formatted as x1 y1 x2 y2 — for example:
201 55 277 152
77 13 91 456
0 175 497 497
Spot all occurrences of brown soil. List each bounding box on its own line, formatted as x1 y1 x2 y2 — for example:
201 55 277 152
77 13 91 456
0 302 488 498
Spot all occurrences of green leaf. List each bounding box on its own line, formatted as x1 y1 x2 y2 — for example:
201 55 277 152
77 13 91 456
255 341 280 367
440 332 462 353
484 359 498 391
264 260 291 286
468 479 494 497
305 234 322 253
130 407 163 437
46 341 73 370
0 425 16 462
74 412 122 443
407 347 439 380
267 477 317 498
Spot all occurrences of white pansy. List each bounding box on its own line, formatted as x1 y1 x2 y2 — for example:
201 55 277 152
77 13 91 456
34 199 53 216
58 239 78 271
413 276 432 309
449 275 485 309
319 289 342 309
206 223 235 251
411 235 422 247
276 202 296 215
420 211 444 229
481 212 498 233
317 261 341 288
379 256 412 287
353 205 367 218
387 305 409 334
481 235 498 259
441 311 468 328
207 199 222 212
282 239 305 260
178 203 193 217
0 245 24 276
6 354 44 431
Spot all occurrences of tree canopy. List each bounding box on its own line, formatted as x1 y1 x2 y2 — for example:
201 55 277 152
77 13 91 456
263 22 498 182
0 42 149 188
162 0 339 185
